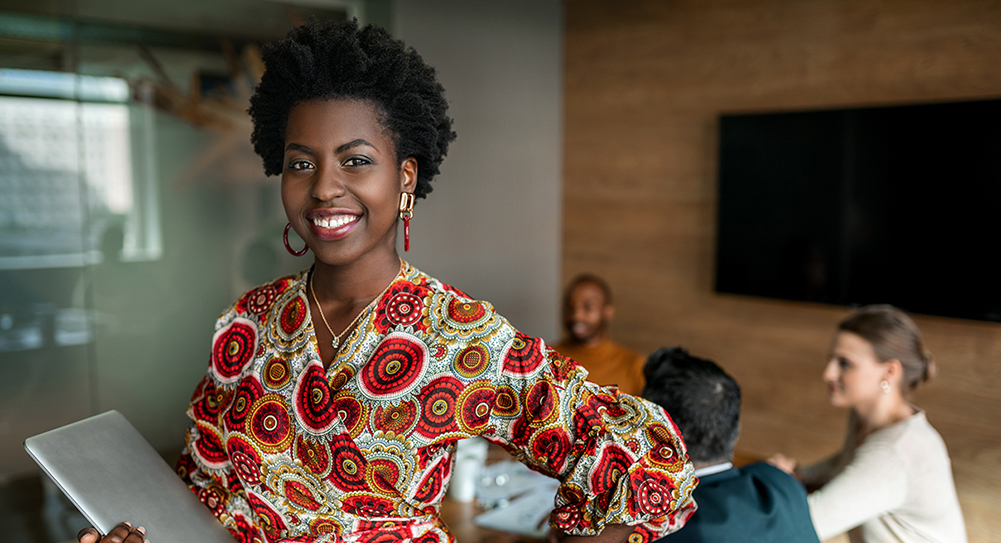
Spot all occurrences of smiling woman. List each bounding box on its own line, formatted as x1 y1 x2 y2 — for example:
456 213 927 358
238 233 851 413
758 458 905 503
76 19 698 543
770 305 967 543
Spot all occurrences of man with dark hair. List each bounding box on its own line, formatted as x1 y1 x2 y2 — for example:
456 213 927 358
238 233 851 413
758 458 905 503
554 274 646 395
643 347 820 543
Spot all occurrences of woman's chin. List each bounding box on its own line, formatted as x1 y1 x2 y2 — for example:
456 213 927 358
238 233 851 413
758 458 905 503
827 393 849 408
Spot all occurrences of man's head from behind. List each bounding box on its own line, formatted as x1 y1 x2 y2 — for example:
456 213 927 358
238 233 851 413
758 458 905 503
642 347 741 467
562 274 614 345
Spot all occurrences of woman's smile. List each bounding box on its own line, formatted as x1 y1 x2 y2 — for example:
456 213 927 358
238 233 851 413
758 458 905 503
307 208 361 241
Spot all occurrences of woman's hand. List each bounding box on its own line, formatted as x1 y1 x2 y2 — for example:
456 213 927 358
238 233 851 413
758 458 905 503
78 522 148 543
768 453 800 478
552 524 635 543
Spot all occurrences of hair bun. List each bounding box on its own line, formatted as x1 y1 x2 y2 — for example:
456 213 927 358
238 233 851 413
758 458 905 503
922 353 938 384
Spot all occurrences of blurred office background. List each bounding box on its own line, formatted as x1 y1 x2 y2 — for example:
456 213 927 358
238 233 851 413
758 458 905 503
0 1 999 543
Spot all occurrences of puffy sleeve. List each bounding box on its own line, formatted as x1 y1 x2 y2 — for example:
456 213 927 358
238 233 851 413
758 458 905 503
175 311 264 543
480 329 698 540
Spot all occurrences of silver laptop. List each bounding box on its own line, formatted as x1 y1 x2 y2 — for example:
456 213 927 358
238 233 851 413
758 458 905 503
24 410 235 543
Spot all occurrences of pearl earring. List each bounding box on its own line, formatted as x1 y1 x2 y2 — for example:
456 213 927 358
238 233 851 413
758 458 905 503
880 380 891 394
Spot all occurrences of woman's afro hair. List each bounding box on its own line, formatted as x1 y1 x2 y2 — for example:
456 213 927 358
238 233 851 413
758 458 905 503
248 18 456 199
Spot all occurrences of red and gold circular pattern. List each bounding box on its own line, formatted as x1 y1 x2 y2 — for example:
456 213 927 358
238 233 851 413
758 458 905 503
412 455 449 503
193 421 229 469
429 344 447 360
310 517 341 537
374 282 430 334
341 494 395 517
327 434 369 492
358 334 428 399
588 443 635 495
294 434 331 476
197 484 227 515
226 434 263 486
452 344 489 379
294 363 338 434
644 423 685 472
415 530 444 543
364 458 402 495
224 375 264 433
328 365 355 392
446 298 487 325
524 380 557 426
551 504 581 531
356 520 406 532
634 477 674 516
450 298 488 324
331 390 368 437
263 357 291 390
279 296 308 337
245 285 277 315
531 426 571 474
246 394 294 454
415 376 462 439
247 492 288 542
192 380 230 423
558 482 587 507
283 479 324 511
386 291 424 327
309 517 341 537
211 319 257 382
492 384 521 418
372 400 417 434
501 332 545 377
456 380 495 433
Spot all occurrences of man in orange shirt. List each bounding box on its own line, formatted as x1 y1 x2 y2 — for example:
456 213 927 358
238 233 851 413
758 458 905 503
553 274 646 396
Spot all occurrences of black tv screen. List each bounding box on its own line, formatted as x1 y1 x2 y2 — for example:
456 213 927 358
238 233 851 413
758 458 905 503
715 98 1001 323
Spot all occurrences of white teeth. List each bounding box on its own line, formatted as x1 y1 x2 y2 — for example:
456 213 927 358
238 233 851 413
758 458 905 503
311 215 358 229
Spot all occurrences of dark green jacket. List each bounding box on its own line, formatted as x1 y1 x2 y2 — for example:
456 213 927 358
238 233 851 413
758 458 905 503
656 463 820 543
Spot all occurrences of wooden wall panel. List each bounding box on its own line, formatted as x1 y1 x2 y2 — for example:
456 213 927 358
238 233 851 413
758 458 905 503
563 1 1001 541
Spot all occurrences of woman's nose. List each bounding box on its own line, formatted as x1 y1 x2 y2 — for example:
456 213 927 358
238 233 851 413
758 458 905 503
822 360 838 382
311 168 346 201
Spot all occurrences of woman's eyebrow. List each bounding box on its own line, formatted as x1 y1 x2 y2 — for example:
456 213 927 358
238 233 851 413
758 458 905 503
284 142 315 154
336 138 376 153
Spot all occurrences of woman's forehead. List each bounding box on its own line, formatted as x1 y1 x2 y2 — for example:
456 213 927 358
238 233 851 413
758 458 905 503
284 98 391 150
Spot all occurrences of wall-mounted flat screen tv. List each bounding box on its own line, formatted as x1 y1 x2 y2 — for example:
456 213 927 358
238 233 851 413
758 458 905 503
715 98 1001 323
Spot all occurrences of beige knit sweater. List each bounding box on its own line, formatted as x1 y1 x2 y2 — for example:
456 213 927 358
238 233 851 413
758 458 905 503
801 411 967 543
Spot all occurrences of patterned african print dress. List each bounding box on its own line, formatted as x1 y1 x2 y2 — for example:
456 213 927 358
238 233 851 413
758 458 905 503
177 262 698 543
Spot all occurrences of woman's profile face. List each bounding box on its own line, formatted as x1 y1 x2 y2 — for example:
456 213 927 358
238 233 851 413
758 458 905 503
823 331 887 409
281 98 416 267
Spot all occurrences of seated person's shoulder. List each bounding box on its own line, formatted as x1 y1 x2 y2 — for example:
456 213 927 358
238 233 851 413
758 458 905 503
739 462 809 498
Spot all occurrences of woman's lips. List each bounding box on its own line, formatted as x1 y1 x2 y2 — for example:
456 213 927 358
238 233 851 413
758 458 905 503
306 210 360 241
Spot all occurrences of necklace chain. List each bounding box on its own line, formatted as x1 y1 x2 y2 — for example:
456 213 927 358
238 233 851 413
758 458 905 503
309 259 404 353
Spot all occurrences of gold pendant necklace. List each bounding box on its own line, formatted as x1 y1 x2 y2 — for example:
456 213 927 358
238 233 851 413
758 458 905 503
309 259 404 352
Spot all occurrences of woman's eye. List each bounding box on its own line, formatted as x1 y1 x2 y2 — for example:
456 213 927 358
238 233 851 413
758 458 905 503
287 159 313 171
838 357 850 369
344 157 372 167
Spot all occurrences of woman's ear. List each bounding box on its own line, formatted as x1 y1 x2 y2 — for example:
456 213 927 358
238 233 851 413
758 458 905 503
883 358 904 386
400 157 418 193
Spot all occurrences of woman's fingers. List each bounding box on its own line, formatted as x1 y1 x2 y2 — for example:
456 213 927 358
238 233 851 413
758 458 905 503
77 526 101 543
77 522 148 543
124 525 147 543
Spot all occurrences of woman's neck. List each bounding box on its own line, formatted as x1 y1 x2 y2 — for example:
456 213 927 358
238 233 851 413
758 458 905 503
853 393 915 442
311 250 402 306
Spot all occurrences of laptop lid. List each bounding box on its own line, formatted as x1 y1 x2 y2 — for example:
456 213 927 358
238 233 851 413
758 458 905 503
24 410 235 543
